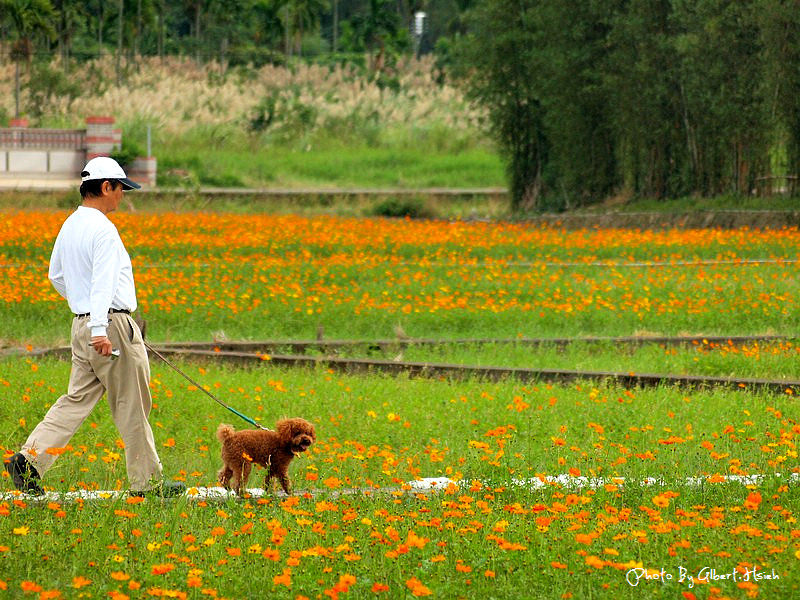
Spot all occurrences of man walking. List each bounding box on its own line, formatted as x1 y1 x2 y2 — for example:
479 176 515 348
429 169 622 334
5 157 183 497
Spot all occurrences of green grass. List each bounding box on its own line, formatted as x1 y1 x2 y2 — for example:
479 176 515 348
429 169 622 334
373 339 800 380
1 356 799 599
578 193 800 213
152 123 506 190
161 145 504 189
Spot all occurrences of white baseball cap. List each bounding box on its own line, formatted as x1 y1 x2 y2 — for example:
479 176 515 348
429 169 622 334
81 156 141 190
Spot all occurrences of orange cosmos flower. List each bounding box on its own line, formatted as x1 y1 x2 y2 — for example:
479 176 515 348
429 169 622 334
45 446 70 456
744 491 762 510
72 576 92 588
405 577 432 597
151 564 175 575
273 569 291 587
262 548 280 561
323 476 342 489
652 494 670 508
20 581 43 593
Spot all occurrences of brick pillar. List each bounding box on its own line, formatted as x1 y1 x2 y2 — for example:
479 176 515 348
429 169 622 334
129 156 157 187
85 116 116 159
9 118 27 149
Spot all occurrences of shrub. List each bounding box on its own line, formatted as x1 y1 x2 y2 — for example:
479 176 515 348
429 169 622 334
371 196 433 219
110 140 145 171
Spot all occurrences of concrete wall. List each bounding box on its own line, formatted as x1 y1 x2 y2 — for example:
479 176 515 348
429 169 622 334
0 149 84 176
0 117 156 187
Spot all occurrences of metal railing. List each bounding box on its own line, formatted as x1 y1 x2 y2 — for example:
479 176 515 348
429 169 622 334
0 128 86 150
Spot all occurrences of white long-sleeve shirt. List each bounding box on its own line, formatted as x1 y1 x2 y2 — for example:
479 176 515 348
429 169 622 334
48 206 137 337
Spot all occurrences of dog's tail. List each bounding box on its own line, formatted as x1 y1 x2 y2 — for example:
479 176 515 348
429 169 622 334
216 423 235 443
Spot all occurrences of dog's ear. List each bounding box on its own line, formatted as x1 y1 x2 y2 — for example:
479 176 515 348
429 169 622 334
276 419 294 445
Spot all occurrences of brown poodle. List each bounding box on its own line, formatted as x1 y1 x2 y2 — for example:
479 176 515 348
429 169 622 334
216 418 316 495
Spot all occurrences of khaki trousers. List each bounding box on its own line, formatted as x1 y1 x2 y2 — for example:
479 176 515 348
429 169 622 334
22 312 163 492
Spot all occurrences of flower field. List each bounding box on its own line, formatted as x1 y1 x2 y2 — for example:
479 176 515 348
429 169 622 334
2 211 800 345
2 210 800 599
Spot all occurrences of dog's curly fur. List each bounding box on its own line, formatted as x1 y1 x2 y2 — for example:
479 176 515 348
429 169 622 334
216 418 315 495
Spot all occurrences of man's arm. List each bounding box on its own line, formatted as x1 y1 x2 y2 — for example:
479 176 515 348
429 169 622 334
88 229 123 356
48 235 67 299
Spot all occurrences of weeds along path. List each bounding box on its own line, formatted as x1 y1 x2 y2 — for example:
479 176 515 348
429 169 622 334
30 334 800 396
14 332 792 357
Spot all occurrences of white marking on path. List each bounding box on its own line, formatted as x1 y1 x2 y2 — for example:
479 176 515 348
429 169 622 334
1 473 797 502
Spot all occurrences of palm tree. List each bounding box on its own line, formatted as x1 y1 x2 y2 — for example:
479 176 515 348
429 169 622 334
51 0 85 72
284 0 329 56
1 0 56 117
352 0 399 76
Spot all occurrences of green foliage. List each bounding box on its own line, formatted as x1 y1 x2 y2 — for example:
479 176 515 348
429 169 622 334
226 44 287 68
450 0 800 211
110 140 145 171
450 0 547 212
370 196 432 219
25 61 81 118
248 92 279 133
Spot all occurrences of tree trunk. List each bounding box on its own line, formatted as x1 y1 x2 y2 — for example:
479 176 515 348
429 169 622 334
195 3 202 65
158 0 165 60
14 61 20 119
333 0 339 53
284 5 291 56
117 0 124 86
136 0 142 56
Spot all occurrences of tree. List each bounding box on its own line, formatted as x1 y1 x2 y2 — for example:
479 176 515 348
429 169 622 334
1 0 55 117
51 0 85 71
451 0 548 211
534 0 618 206
758 0 800 194
284 0 329 56
251 0 289 50
350 0 401 74
604 0 682 198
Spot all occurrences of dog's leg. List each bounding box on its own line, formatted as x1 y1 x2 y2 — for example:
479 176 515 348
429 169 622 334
238 462 253 495
274 464 292 495
218 466 233 489
229 464 242 494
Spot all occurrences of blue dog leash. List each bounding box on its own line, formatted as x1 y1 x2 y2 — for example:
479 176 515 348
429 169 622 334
144 340 269 431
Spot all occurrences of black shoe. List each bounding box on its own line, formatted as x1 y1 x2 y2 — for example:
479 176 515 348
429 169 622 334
4 453 44 496
130 480 186 498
